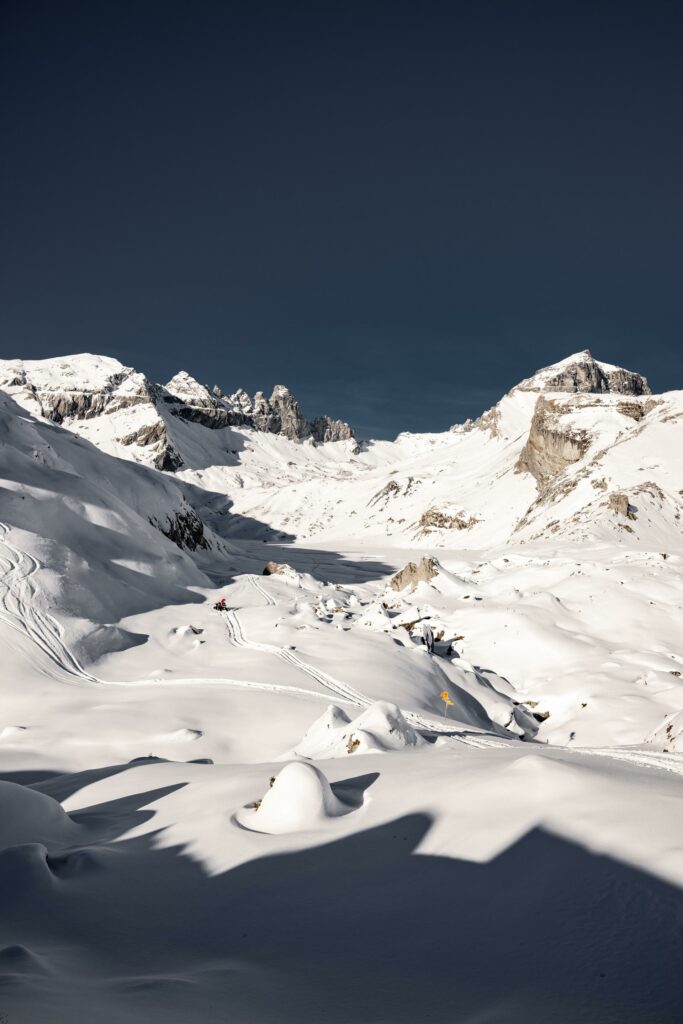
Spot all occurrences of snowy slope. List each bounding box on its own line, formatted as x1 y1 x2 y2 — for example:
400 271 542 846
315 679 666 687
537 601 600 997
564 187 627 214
1 349 683 1022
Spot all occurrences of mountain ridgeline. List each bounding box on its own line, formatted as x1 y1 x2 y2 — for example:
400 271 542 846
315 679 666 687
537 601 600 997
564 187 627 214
0 357 354 472
0 349 680 554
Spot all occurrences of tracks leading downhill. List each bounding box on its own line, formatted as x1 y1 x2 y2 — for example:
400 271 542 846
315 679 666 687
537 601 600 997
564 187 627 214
0 522 97 682
227 574 510 746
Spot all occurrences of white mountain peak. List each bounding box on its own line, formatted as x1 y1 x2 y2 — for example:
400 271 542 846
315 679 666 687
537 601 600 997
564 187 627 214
515 349 650 396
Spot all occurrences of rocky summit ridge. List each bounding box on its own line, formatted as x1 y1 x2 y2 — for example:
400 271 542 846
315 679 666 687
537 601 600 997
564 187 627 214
514 349 651 396
1 347 678 553
0 354 355 471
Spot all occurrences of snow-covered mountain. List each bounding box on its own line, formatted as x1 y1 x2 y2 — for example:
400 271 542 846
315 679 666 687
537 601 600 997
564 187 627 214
5 349 678 552
0 353 354 473
2 347 683 1021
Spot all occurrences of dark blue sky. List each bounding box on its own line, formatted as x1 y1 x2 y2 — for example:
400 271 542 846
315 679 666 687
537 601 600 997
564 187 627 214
2 1 682 438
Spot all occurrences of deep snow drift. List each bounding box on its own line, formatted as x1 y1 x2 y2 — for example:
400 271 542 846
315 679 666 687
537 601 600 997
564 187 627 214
1 349 682 1022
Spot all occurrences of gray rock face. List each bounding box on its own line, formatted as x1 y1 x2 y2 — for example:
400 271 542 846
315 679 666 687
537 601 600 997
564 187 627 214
390 556 440 592
150 507 209 551
310 415 354 443
608 492 637 520
116 420 183 471
452 352 651 437
516 397 591 488
3 365 153 422
252 385 309 440
164 375 354 443
240 384 354 442
519 350 651 396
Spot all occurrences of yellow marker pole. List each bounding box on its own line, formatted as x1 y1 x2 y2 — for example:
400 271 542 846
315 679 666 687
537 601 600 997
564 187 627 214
440 691 454 718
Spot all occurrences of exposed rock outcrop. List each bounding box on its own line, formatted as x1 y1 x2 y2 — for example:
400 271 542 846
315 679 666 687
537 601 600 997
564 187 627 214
252 385 309 439
250 385 354 442
417 508 478 535
517 350 651 396
310 415 354 443
163 374 354 443
516 397 591 488
608 492 637 520
117 420 184 471
0 357 154 422
151 506 209 551
118 421 167 448
390 556 440 592
0 358 354 454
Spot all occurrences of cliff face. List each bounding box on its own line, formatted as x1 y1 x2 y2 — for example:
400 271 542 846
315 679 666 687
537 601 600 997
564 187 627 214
515 397 592 488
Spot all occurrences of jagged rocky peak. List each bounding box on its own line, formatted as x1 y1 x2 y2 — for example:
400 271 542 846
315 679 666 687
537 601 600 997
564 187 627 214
516 350 651 396
227 387 254 417
164 370 216 407
248 383 354 442
160 372 354 442
252 384 308 439
162 371 236 430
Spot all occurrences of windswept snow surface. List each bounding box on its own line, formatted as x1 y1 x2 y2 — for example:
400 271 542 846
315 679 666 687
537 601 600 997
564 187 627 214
1 351 683 1022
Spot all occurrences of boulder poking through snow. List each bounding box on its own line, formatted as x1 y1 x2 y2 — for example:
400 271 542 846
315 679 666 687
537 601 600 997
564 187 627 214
263 561 295 576
390 556 440 592
236 762 349 834
608 492 637 521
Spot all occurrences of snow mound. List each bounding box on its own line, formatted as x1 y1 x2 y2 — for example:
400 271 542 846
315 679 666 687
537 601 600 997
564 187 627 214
292 701 425 759
0 725 27 740
236 762 349 834
0 781 81 850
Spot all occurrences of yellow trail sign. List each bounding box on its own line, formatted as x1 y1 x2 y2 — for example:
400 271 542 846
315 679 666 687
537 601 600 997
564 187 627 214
440 690 454 717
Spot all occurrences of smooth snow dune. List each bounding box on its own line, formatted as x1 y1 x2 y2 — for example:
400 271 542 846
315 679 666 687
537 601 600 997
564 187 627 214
0 780 81 848
2 753 683 1023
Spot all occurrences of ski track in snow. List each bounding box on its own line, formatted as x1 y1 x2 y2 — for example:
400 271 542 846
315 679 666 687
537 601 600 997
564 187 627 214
3 526 680 767
228 574 512 748
575 745 683 777
0 522 98 682
247 574 276 606
0 525 354 705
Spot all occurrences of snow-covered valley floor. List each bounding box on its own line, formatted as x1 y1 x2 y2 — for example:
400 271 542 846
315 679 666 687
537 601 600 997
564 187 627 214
1 351 683 1021
2 534 683 1023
